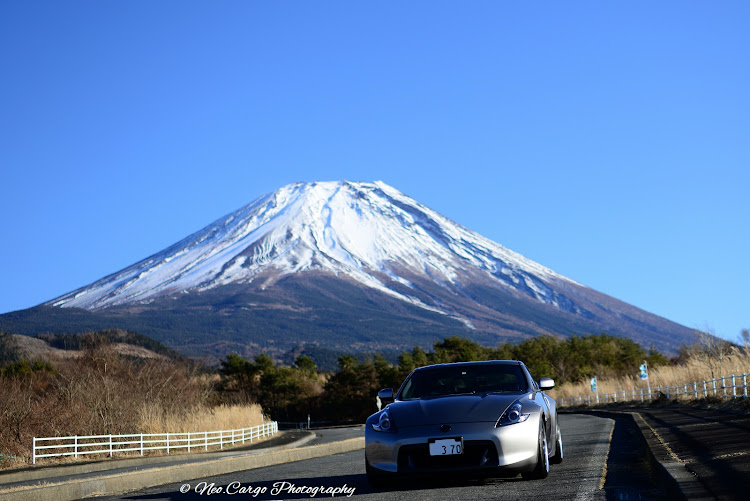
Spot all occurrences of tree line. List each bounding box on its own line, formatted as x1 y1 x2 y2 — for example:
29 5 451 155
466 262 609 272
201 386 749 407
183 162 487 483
219 333 670 423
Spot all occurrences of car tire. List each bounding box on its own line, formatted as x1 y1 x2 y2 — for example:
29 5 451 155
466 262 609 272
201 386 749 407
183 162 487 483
366 462 392 489
550 421 563 464
522 420 549 480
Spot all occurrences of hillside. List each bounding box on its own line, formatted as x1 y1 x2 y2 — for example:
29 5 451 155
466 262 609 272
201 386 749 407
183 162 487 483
1 181 698 358
0 329 181 363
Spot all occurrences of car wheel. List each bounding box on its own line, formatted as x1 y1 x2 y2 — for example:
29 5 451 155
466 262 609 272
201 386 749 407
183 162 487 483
550 421 563 464
522 420 549 480
366 462 392 489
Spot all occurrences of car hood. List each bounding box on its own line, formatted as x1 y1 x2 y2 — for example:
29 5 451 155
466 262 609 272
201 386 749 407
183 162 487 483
389 394 523 427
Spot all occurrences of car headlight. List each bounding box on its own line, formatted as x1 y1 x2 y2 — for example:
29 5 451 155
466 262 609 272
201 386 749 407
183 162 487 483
372 408 396 432
496 401 530 427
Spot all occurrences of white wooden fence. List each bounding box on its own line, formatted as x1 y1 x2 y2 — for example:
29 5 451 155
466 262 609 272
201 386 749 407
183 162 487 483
558 373 749 407
33 421 278 464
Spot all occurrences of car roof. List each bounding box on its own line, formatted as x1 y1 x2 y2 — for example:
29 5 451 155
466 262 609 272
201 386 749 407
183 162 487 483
412 360 525 371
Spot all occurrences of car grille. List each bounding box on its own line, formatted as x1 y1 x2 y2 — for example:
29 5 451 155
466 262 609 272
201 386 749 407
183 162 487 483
397 440 499 472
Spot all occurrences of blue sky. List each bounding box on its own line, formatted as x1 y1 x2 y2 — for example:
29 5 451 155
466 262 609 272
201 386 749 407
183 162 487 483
1 2 748 342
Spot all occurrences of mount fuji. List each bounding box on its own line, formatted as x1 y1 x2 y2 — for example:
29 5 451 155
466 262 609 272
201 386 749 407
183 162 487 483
4 181 696 359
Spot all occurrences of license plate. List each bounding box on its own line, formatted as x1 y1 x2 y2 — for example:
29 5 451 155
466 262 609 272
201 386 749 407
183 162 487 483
428 438 463 456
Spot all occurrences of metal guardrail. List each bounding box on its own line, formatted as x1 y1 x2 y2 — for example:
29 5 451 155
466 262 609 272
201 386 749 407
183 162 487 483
32 421 278 464
558 373 749 407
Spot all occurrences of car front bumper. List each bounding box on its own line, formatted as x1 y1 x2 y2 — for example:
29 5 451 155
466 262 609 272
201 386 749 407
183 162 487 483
365 413 540 475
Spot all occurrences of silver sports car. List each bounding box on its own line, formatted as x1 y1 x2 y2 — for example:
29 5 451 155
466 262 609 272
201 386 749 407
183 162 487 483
365 360 562 485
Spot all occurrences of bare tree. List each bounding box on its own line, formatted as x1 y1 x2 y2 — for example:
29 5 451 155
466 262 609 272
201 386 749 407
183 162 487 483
0 332 18 362
694 328 733 380
740 328 750 352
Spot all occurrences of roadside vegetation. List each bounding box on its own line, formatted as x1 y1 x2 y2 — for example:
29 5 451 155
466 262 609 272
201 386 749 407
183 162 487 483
0 331 266 468
2 328 747 467
553 330 750 402
217 333 672 423
218 331 749 423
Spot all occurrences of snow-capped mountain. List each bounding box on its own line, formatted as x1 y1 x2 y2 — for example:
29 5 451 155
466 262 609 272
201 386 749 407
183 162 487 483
51 181 573 313
39 181 696 356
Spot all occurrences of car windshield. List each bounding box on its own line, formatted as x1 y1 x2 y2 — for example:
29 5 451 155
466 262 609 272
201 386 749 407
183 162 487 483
399 364 528 400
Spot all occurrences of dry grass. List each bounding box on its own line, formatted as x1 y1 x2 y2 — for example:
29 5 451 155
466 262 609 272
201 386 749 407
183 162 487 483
138 403 267 434
0 404 270 469
0 403 271 469
551 348 750 402
0 344 275 468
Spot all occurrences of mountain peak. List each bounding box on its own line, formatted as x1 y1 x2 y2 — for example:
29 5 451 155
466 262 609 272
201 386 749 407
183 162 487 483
34 180 698 356
49 180 568 314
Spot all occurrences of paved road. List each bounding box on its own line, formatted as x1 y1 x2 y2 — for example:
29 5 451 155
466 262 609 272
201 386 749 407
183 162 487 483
636 406 750 500
97 414 667 501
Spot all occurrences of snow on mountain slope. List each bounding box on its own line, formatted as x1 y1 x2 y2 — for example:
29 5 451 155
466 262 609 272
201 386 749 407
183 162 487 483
49 181 579 315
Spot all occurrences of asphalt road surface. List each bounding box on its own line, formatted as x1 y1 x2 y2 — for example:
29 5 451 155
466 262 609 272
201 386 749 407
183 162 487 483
98 414 667 501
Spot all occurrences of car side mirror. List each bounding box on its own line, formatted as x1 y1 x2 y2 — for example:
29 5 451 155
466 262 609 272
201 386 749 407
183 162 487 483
378 388 394 400
538 377 555 391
